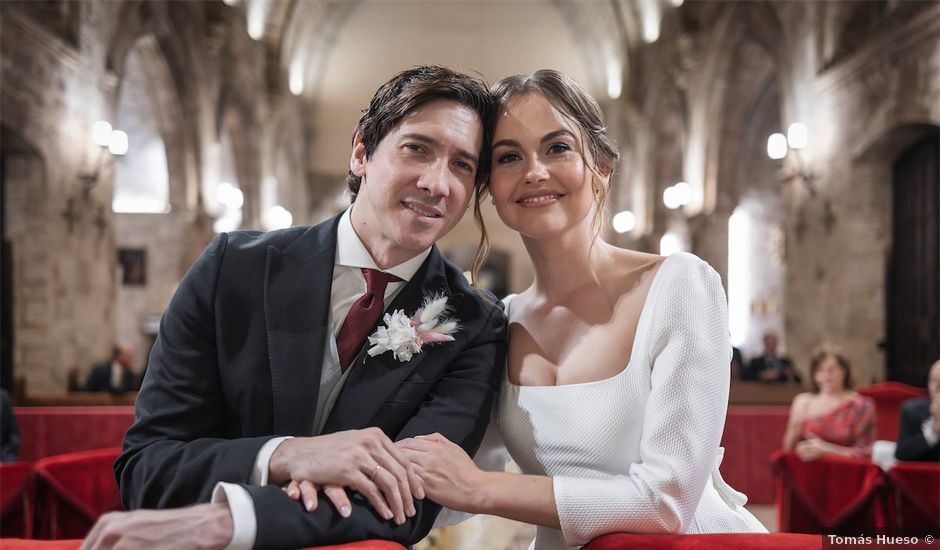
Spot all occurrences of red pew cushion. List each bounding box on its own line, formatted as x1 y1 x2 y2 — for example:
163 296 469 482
33 448 123 539
0 540 405 549
772 450 886 533
583 533 822 549
886 461 940 532
0 462 34 538
857 383 926 441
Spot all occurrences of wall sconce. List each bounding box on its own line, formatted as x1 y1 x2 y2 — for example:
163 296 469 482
79 120 128 200
612 210 636 234
767 122 817 196
663 181 692 210
263 205 293 230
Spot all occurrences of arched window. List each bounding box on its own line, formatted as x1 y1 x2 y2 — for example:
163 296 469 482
111 37 170 214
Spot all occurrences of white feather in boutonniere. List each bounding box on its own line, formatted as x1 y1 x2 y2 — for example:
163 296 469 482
366 294 459 362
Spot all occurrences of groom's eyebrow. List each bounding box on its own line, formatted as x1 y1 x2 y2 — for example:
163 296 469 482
402 132 479 164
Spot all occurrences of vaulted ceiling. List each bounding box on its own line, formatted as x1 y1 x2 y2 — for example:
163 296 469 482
226 0 681 174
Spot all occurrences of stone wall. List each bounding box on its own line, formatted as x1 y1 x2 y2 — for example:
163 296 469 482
627 1 940 382
2 5 118 391
1 1 308 391
778 3 940 382
2 0 937 394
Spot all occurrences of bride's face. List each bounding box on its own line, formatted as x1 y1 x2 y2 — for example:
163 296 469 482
488 92 604 239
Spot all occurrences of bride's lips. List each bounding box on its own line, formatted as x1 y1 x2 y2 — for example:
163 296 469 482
515 190 565 208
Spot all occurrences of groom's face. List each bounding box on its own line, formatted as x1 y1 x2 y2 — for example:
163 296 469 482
350 99 483 262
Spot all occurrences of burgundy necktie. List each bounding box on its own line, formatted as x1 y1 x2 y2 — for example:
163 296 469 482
336 268 402 372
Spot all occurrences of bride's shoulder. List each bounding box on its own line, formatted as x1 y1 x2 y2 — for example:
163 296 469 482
655 252 722 287
605 248 666 285
645 253 727 327
605 249 717 292
500 288 532 318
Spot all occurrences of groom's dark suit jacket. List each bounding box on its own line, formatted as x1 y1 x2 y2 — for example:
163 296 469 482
115 213 506 548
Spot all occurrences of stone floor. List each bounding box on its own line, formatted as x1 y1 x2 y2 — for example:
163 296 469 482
747 504 777 532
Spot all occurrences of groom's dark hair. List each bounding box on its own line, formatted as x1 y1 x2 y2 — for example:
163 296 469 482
346 65 494 202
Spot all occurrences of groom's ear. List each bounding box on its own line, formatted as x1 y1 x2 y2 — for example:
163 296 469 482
350 132 367 177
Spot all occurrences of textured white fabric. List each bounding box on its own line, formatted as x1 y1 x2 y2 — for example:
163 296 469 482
447 252 765 548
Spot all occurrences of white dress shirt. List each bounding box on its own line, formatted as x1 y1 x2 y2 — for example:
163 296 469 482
110 361 124 390
212 208 430 550
922 416 939 447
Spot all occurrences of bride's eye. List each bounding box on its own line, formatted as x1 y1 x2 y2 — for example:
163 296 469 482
547 143 571 155
496 152 521 164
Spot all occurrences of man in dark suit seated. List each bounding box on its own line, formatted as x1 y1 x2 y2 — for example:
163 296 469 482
744 331 801 383
82 66 505 550
896 360 940 462
83 344 139 393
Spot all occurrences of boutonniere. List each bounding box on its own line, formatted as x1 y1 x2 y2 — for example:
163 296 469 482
367 294 459 362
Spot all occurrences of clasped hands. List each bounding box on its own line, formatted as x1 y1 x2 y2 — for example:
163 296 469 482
80 429 480 550
278 429 485 518
272 427 423 525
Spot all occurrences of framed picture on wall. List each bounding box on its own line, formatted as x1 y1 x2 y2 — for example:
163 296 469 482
118 248 147 286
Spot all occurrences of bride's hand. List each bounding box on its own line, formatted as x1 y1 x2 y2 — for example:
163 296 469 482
398 433 483 511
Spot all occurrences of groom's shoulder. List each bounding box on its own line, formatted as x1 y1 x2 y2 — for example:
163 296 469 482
218 217 336 265
223 226 313 254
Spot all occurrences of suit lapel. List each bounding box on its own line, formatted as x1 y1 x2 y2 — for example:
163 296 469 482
322 246 453 433
264 216 340 435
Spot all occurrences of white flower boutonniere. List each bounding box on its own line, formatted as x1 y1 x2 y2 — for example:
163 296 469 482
366 294 459 363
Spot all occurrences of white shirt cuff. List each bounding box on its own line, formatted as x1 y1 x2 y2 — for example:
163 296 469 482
922 417 939 447
250 436 293 486
212 482 256 550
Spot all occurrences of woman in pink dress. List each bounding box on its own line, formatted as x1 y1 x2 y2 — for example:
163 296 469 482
783 347 876 460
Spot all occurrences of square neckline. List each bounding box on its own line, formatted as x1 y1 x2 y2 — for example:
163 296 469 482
504 253 680 389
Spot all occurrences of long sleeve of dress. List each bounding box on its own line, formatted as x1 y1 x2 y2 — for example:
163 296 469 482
552 254 732 545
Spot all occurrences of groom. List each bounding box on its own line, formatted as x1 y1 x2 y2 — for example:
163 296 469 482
87 66 505 549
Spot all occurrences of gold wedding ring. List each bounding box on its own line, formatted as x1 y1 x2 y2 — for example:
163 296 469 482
370 464 381 481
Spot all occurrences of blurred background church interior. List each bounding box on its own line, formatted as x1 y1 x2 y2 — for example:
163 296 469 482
0 0 937 544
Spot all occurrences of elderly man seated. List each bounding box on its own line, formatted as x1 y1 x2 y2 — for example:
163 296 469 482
895 359 940 462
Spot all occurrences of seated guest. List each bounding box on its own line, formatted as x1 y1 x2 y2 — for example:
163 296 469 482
895 359 940 462
83 343 139 393
783 347 876 460
1 388 20 462
745 331 801 383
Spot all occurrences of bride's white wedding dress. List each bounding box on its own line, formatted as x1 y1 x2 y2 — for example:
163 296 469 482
441 252 766 549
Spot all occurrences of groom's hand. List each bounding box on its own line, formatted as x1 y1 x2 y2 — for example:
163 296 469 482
80 503 233 550
268 428 424 525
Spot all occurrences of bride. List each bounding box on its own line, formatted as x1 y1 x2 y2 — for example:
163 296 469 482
397 70 766 548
